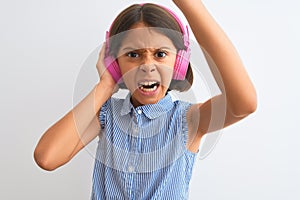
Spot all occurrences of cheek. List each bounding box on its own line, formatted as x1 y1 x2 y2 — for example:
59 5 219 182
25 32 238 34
157 65 174 88
118 58 139 74
119 62 139 90
161 55 176 86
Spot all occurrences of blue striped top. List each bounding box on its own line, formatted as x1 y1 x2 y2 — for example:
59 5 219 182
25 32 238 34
91 92 198 200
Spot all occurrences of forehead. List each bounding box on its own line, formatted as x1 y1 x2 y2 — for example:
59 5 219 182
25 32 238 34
120 27 176 50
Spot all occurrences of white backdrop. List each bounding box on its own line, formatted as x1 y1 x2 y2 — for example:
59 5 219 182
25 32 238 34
1 0 299 199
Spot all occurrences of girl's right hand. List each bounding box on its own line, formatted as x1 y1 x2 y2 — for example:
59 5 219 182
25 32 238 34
96 43 119 94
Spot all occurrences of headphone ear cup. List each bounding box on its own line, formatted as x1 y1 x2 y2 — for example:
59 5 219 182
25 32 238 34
173 48 191 80
104 55 123 83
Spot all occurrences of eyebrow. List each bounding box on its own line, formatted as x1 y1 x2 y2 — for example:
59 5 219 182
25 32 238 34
120 46 176 53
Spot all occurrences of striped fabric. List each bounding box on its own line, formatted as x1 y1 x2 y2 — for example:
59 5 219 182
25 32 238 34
91 92 197 200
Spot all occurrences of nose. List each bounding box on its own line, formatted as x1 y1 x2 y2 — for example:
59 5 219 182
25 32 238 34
139 64 156 73
139 54 156 73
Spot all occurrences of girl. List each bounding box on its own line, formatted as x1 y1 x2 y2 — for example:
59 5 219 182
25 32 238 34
34 1 257 199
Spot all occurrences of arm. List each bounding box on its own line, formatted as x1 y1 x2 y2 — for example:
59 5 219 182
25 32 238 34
34 45 117 171
173 0 257 135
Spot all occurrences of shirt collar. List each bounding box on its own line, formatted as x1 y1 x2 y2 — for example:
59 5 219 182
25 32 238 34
120 92 174 119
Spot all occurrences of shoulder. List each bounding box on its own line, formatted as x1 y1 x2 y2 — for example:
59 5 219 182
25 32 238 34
98 97 126 129
101 97 124 110
172 99 194 113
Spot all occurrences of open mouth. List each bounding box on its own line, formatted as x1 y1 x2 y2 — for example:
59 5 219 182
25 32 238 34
138 81 160 93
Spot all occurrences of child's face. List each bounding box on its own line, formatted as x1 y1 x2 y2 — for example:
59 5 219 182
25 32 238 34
117 23 177 107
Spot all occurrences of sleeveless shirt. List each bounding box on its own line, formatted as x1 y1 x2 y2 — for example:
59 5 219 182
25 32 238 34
91 93 197 200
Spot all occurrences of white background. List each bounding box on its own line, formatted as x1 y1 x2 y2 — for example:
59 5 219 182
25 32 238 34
1 0 299 199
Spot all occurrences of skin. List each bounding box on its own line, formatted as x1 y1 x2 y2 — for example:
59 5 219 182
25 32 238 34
173 0 257 152
116 24 177 107
34 0 257 171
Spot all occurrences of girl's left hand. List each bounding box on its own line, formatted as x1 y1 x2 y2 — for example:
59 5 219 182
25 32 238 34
96 43 119 94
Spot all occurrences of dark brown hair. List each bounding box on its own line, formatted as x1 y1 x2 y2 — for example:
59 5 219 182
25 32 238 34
108 3 193 92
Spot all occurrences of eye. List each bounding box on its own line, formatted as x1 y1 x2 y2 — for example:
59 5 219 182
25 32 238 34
127 51 139 58
155 51 167 58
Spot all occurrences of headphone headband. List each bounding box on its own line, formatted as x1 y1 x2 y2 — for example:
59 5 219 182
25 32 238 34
106 3 189 49
157 4 190 48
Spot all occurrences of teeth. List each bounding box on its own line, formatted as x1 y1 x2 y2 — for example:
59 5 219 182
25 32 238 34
138 81 157 86
138 80 160 93
139 85 158 92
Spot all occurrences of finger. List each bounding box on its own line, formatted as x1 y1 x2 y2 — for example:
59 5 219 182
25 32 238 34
96 43 106 74
99 42 106 58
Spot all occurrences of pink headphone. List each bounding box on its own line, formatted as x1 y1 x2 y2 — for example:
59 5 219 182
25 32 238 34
104 3 191 83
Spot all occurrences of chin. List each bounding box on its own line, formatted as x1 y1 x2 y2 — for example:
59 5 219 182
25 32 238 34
130 86 167 107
